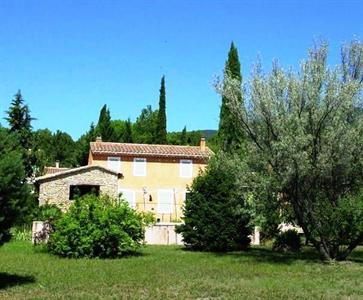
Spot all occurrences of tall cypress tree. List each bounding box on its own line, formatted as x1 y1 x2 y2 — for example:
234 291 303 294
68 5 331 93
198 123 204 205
96 104 114 141
155 76 167 144
123 118 133 143
218 42 245 153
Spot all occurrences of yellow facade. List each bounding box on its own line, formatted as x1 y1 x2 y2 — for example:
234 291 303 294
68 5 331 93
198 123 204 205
90 155 207 222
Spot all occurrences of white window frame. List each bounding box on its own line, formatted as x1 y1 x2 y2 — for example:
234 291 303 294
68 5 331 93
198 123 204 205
107 156 121 172
133 158 147 177
157 189 174 214
179 159 193 178
119 188 136 208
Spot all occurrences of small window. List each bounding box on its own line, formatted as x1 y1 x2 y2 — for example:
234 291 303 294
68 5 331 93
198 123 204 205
119 188 136 208
157 189 174 214
107 157 121 172
133 158 147 176
69 185 100 200
179 159 193 178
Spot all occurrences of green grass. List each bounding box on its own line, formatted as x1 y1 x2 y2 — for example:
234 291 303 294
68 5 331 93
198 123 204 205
1 241 363 299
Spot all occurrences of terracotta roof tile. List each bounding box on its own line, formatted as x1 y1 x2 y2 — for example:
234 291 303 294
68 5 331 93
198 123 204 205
44 167 70 175
36 165 122 183
90 142 213 159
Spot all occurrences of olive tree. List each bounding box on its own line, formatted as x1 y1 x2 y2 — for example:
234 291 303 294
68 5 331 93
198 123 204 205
217 40 363 261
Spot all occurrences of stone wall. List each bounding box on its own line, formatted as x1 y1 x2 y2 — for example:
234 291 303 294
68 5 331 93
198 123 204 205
38 168 119 210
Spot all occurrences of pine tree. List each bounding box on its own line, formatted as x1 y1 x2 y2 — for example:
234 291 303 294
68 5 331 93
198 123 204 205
96 104 114 141
6 90 32 131
155 76 167 144
123 118 133 143
5 90 35 176
218 42 245 153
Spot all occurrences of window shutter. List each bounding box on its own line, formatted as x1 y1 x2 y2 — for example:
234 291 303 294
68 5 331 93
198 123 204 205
107 157 121 172
179 160 193 178
119 189 136 208
157 189 174 214
133 158 147 176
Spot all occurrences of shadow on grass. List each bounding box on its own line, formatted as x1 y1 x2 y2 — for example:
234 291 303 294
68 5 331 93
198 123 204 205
223 247 322 264
0 273 35 289
180 245 363 264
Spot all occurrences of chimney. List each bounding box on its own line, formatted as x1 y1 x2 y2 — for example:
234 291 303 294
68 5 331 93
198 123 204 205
55 160 60 168
200 137 206 151
96 136 102 143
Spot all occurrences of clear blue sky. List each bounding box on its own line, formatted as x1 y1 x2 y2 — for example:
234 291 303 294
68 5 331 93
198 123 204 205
0 0 362 139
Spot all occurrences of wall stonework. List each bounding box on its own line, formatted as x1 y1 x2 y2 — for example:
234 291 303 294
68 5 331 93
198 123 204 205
38 168 119 210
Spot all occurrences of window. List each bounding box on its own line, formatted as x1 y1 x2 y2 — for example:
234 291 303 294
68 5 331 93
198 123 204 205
107 157 121 172
69 185 100 200
157 189 174 214
179 159 193 178
119 188 136 208
133 158 147 176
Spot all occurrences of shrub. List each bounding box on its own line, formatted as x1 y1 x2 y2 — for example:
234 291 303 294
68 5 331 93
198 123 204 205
47 194 154 258
34 204 63 223
273 229 302 253
176 153 252 252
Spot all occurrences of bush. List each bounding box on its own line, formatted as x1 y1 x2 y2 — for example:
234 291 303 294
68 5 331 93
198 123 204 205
176 153 252 252
47 194 154 258
34 204 63 223
273 229 302 253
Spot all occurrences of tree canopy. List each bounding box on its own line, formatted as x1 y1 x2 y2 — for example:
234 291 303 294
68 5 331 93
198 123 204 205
218 40 363 261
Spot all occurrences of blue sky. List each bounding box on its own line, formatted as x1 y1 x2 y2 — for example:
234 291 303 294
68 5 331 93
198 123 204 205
0 0 362 139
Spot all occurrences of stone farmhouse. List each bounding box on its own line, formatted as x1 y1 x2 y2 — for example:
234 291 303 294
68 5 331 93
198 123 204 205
35 137 213 222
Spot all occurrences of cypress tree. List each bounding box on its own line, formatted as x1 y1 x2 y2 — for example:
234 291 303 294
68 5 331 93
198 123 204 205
180 126 187 145
123 118 133 143
218 42 245 153
96 104 114 141
155 76 167 144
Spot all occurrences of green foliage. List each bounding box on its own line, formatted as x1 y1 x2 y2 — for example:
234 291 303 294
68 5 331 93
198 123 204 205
167 128 202 145
52 130 77 167
155 76 167 144
123 118 133 143
5 90 35 177
5 90 34 134
34 204 63 223
218 42 246 153
10 225 32 242
47 194 155 258
176 153 252 252
133 105 159 144
0 128 30 245
273 230 302 253
220 40 363 260
75 123 96 166
96 104 114 141
111 119 133 143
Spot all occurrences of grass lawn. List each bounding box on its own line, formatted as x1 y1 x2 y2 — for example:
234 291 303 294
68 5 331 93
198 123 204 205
0 242 363 299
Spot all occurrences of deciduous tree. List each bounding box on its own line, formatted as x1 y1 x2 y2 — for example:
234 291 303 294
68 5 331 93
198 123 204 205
218 40 363 261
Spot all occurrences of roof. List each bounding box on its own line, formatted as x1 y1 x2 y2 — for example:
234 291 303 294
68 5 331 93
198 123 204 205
44 167 70 175
35 165 122 183
90 141 214 159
